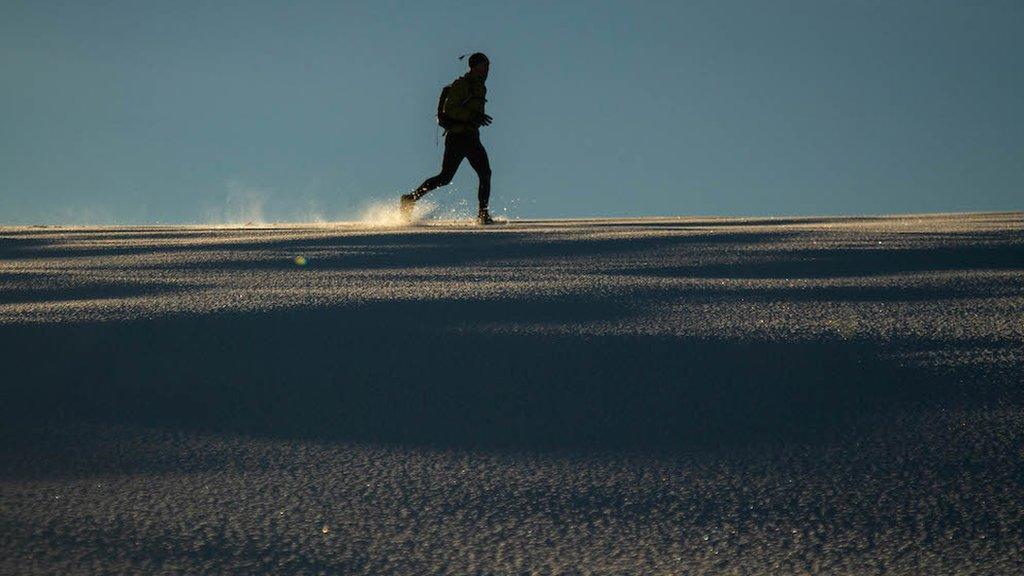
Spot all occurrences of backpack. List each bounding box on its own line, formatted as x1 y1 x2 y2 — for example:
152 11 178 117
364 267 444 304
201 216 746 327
437 83 456 130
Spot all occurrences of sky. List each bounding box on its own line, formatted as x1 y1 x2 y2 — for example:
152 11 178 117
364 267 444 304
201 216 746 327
1 0 1021 224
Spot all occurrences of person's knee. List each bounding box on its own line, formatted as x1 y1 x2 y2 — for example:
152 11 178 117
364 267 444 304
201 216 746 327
478 166 491 181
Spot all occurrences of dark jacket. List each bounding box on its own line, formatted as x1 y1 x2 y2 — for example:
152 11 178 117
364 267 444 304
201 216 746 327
443 73 487 134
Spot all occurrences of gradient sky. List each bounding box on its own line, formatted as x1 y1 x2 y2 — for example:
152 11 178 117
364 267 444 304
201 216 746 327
2 0 1021 224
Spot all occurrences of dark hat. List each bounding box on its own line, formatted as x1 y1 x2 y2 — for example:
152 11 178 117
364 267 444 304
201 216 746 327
461 52 489 68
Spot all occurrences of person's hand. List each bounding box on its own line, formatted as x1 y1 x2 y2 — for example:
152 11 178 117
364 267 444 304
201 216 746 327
476 113 493 126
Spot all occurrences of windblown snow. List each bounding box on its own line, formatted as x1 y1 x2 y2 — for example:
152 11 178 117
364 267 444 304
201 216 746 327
2 213 1022 575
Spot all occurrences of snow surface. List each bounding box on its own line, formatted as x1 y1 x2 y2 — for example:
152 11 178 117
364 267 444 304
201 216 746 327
1 213 1022 575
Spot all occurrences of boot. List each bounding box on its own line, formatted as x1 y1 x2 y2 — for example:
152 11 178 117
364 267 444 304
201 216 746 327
476 208 497 225
400 194 416 221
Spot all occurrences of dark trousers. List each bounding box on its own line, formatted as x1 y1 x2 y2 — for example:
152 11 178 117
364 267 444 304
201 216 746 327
412 131 491 210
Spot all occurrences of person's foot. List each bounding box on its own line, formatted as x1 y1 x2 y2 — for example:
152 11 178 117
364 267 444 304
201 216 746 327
400 194 416 221
476 209 496 225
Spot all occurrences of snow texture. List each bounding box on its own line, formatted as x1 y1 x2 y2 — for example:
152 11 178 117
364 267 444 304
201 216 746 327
1 213 1022 575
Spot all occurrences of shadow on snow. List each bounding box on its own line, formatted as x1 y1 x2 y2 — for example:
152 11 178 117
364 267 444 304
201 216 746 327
2 221 1020 461
3 298 1014 458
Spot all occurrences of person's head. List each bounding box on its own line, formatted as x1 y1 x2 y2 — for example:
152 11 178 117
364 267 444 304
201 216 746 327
466 52 489 79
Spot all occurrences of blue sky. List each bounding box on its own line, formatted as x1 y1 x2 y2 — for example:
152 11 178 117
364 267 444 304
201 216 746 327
2 0 1021 224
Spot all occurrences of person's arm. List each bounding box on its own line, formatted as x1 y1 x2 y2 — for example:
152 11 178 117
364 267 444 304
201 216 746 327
443 79 476 123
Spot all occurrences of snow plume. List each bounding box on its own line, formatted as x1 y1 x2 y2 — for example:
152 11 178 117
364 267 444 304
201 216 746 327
293 197 327 224
290 178 331 224
204 180 267 225
430 189 475 222
359 198 436 227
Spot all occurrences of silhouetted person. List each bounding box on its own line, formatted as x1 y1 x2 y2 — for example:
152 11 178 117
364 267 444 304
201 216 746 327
402 52 496 225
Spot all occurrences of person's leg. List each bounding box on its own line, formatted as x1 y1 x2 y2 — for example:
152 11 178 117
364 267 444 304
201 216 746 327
412 133 466 200
464 135 492 211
